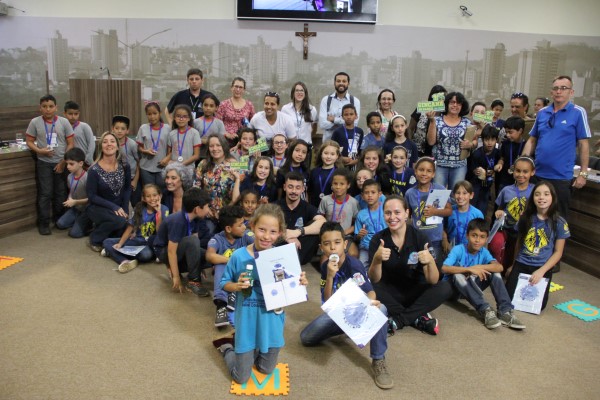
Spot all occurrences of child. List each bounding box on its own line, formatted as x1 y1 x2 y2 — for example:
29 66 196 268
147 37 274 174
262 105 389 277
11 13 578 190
300 222 393 390
357 146 392 194
137 102 171 188
405 157 452 266
26 94 75 235
64 100 95 166
387 145 416 197
353 168 386 208
505 181 569 311
239 190 259 226
235 156 277 203
489 156 535 273
193 94 225 160
153 187 212 296
442 181 484 253
206 205 254 327
102 184 169 273
161 104 201 171
308 140 342 208
469 101 487 148
442 218 525 329
354 179 385 267
490 99 505 129
55 147 91 238
269 133 288 174
496 116 525 192
112 115 141 207
231 127 260 172
275 139 310 200
215 204 308 384
361 112 385 150
383 115 418 166
467 125 501 215
318 168 360 257
331 104 363 169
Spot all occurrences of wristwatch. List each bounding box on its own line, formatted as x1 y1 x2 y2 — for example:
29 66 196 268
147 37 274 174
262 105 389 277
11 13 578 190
579 171 589 179
299 227 306 237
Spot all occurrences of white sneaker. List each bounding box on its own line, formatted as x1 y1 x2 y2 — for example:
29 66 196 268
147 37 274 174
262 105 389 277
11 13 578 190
100 249 108 257
118 260 138 274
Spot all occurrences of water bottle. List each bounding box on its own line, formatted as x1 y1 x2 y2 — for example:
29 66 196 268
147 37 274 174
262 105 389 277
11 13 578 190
241 264 254 297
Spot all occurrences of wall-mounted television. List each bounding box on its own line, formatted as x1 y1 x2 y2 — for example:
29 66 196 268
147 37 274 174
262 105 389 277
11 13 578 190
237 1 378 24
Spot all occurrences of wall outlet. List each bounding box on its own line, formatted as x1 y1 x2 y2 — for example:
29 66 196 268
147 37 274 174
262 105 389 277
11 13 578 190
0 2 9 16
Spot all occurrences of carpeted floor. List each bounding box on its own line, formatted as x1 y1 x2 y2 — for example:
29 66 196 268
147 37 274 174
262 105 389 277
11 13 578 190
1 228 599 399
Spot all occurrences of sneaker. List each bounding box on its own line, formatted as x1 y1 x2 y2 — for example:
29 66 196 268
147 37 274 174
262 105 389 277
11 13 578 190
38 225 51 235
226 292 236 311
371 358 394 389
215 306 230 327
87 241 102 252
499 310 526 330
100 249 108 257
414 313 439 335
483 308 501 329
118 259 138 274
387 317 399 336
217 343 233 355
187 280 210 297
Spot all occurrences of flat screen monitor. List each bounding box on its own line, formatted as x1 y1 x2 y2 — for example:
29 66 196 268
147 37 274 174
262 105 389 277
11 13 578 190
237 1 378 24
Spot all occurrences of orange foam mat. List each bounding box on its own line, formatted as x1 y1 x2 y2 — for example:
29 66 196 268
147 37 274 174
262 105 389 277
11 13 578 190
0 256 24 271
230 363 289 396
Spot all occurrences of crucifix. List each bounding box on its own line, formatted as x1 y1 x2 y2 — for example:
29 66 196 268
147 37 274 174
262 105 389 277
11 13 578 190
295 23 317 60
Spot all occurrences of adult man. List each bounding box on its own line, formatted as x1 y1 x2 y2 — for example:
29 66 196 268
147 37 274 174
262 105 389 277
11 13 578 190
319 72 361 142
277 171 326 266
523 75 591 219
509 92 535 136
166 68 217 124
249 92 296 142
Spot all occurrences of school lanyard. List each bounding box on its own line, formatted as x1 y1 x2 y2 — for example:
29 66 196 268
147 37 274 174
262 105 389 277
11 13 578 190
393 169 406 184
454 207 470 243
69 171 85 197
189 94 201 112
72 121 80 131
415 184 432 224
344 127 356 154
368 205 383 232
44 116 57 146
177 127 189 158
332 195 348 222
509 141 524 168
150 123 163 151
184 212 192 236
319 168 335 194
202 118 214 137
272 157 285 168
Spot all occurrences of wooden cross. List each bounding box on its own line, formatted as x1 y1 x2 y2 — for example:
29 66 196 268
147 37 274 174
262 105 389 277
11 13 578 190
296 23 316 60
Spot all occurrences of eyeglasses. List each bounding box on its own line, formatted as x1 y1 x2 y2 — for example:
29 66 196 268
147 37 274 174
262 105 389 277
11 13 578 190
552 86 572 92
175 115 190 120
511 92 526 99
273 140 287 145
232 85 245 90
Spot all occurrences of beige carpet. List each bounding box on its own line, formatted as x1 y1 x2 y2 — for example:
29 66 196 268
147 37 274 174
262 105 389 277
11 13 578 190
1 228 599 400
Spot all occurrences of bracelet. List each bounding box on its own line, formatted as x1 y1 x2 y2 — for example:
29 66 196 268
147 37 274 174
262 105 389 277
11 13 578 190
579 171 589 179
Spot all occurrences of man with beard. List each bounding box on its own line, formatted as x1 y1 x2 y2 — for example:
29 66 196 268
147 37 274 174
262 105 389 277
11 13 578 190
319 72 361 142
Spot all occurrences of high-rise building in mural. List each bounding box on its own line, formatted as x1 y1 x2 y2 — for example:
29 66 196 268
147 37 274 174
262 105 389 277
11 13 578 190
516 40 566 99
250 36 272 83
47 30 69 84
482 43 506 95
212 42 233 79
91 29 120 75
397 51 432 95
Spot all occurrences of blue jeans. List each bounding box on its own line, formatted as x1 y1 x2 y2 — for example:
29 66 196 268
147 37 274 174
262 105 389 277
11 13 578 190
140 169 166 191
156 235 204 281
433 165 467 189
451 273 513 314
86 204 128 246
36 160 68 226
359 248 370 269
300 304 388 360
222 347 280 384
213 264 228 303
102 236 155 265
56 207 91 238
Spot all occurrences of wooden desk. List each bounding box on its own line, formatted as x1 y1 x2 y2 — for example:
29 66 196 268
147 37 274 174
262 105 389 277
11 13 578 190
0 148 37 237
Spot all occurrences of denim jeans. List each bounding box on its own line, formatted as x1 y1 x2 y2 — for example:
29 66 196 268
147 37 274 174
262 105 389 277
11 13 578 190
37 160 68 226
157 235 204 281
222 346 280 384
433 164 467 189
451 273 513 314
359 248 370 269
86 205 128 246
56 207 91 238
140 169 166 191
300 304 388 359
102 236 155 265
213 264 228 303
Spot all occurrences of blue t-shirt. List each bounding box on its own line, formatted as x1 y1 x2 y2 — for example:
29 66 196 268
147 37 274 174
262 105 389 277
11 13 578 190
383 139 418 167
405 182 446 242
128 205 170 239
442 244 496 281
388 167 416 196
515 216 570 267
355 194 386 210
220 247 285 353
354 204 386 250
445 205 484 246
153 211 206 250
361 132 384 150
207 231 255 269
319 255 373 303
495 183 534 230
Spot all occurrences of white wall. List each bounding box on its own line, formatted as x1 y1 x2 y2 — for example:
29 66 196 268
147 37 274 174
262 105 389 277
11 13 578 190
9 0 600 37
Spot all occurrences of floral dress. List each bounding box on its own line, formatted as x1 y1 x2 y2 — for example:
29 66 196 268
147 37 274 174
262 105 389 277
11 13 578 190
194 160 236 215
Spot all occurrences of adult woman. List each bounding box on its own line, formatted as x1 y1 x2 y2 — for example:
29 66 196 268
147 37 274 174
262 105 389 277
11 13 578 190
86 131 131 251
533 97 550 116
193 133 240 233
249 92 296 142
161 162 193 214
281 82 317 164
368 196 452 335
509 92 535 137
215 77 255 148
408 85 447 157
426 91 473 189
375 89 398 135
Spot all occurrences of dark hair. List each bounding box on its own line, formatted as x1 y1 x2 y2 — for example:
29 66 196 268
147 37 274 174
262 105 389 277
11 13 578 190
377 89 396 109
427 85 447 101
517 180 560 251
362 178 380 192
414 156 436 171
285 171 305 184
187 68 203 79
40 94 57 105
490 99 504 109
535 97 550 107
240 189 259 203
385 115 408 143
238 127 258 142
203 132 231 170
383 194 408 210
231 77 246 88
171 104 193 130
319 221 345 240
467 218 489 235
332 168 353 185
444 92 469 117
453 180 473 194
481 125 500 140
470 101 486 113
341 103 357 115
218 205 246 229
366 111 382 126
316 140 343 168
264 92 280 105
144 102 163 123
514 156 535 171
250 156 275 186
182 187 211 212
511 92 529 109
111 115 130 129
334 72 350 83
280 139 309 173
64 100 79 112
290 82 314 123
130 184 162 232
503 116 525 131
357 146 386 177
201 93 220 108
64 147 86 162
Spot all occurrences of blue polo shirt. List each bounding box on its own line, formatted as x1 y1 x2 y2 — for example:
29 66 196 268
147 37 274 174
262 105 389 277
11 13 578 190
529 102 591 180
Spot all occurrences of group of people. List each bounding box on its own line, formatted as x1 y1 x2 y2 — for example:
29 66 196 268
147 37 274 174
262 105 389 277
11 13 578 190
24 69 592 390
